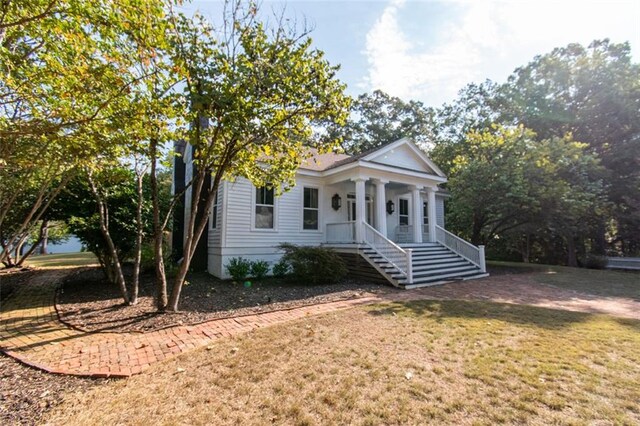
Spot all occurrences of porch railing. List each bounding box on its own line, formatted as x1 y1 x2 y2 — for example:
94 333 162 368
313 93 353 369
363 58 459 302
363 222 412 282
435 225 486 272
326 222 356 243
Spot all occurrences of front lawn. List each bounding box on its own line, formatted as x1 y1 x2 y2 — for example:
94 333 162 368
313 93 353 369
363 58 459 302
46 299 640 425
25 252 98 268
489 260 639 300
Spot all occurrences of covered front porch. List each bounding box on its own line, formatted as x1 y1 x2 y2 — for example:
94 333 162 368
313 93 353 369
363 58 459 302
324 178 441 245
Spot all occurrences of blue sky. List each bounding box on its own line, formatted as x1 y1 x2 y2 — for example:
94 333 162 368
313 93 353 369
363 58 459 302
184 0 640 108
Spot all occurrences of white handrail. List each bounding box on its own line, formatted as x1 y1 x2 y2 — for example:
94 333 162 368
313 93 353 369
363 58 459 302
363 222 412 280
435 225 485 271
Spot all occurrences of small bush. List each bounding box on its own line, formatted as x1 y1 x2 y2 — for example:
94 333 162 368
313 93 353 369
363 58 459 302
250 260 270 280
278 243 347 285
225 257 251 281
583 254 608 270
272 259 290 278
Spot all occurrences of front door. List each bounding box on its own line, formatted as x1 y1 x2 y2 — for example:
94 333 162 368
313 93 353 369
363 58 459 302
347 194 373 224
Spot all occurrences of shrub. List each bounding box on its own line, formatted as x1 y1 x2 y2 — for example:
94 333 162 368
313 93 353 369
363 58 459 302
225 257 251 281
583 254 608 270
250 260 270 280
278 243 347 285
272 259 290 278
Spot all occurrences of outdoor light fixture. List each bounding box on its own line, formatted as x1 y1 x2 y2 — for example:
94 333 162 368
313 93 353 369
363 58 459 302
386 200 395 215
331 193 342 211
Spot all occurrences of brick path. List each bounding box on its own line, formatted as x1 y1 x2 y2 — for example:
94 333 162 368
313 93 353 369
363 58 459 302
1 270 637 378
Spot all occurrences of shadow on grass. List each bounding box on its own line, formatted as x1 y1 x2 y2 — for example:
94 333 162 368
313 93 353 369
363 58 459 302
366 299 630 330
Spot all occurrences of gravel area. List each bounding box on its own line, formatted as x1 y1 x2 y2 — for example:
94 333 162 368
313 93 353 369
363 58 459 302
0 354 108 426
56 269 392 333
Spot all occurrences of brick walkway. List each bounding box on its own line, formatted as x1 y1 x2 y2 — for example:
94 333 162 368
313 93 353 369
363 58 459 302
1 270 637 378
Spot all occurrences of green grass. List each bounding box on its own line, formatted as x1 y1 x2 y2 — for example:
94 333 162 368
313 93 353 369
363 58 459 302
46 300 640 425
25 252 98 268
489 260 640 300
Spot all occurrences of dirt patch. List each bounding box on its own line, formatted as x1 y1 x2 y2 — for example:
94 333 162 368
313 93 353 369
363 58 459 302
56 269 392 333
0 354 108 426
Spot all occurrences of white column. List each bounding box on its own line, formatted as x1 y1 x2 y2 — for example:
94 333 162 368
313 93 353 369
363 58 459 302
427 187 437 242
353 178 367 243
372 179 388 237
410 185 423 243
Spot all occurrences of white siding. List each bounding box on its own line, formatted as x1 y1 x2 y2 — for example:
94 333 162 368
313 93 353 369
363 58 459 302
368 144 436 174
223 176 326 248
436 195 445 228
207 181 223 247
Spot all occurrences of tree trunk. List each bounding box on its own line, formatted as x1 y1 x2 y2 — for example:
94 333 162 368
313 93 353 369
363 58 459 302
41 220 49 255
521 233 530 263
150 139 168 311
566 234 577 267
130 172 145 305
16 220 48 266
167 171 218 312
87 172 131 305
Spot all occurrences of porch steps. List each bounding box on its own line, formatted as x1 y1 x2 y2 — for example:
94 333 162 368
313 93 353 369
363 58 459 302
360 243 488 289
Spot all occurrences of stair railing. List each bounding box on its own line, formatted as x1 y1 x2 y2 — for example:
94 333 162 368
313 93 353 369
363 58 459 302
363 222 413 282
434 225 486 272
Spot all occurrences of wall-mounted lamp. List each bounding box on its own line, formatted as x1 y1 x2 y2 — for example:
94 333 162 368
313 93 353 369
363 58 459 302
331 193 342 211
386 200 395 215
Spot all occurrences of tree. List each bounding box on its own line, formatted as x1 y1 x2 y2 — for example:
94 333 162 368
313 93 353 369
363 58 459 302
0 0 174 266
163 1 350 311
446 126 606 265
502 40 640 254
431 80 504 175
330 90 434 154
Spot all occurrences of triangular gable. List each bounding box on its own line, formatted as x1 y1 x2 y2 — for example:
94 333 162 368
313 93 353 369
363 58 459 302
362 138 446 177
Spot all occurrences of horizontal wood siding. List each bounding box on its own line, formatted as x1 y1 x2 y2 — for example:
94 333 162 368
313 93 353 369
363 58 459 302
336 252 390 285
208 182 223 247
223 176 326 248
436 196 445 228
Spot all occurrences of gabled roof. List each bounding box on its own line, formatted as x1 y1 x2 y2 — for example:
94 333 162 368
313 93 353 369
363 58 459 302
299 148 351 171
299 138 446 178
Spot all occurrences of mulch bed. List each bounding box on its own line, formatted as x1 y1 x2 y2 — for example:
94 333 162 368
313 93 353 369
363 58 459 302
0 267 39 302
0 354 109 426
56 268 392 333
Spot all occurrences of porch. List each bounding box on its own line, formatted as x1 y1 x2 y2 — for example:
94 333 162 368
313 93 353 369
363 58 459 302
320 177 487 288
323 178 441 245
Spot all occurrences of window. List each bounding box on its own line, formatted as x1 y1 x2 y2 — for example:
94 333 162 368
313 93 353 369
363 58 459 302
210 191 219 229
255 186 274 229
399 198 409 225
303 187 319 230
423 202 429 225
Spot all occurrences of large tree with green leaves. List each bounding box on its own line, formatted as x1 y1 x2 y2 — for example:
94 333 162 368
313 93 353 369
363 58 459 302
447 126 606 265
329 90 434 154
0 0 174 266
501 40 640 254
164 1 350 311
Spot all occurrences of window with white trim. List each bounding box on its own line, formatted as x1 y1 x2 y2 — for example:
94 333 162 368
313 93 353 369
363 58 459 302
399 198 409 226
303 187 319 230
255 186 274 229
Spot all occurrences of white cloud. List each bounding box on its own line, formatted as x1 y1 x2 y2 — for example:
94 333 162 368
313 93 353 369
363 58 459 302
363 0 640 106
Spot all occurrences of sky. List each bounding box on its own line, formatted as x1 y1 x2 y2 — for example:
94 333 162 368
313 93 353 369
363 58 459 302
185 0 640 108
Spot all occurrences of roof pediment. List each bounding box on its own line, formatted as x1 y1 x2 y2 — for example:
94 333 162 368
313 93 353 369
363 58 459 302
361 138 445 178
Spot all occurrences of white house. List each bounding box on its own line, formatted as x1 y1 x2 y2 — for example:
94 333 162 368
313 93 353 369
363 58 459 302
173 138 487 288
